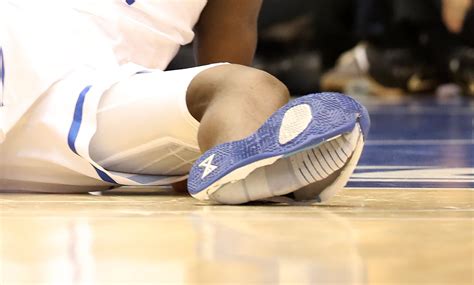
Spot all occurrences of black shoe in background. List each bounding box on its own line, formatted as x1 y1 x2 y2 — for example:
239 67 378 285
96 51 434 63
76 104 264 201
449 47 474 97
320 43 439 97
366 44 439 94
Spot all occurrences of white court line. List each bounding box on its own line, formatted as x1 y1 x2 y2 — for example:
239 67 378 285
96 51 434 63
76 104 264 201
347 187 474 191
356 166 437 169
350 178 473 182
366 139 474 145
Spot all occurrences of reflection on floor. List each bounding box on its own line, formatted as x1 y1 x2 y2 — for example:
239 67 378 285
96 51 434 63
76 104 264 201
1 95 473 284
1 189 472 284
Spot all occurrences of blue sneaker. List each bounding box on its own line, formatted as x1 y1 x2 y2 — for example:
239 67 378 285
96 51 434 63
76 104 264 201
187 92 370 204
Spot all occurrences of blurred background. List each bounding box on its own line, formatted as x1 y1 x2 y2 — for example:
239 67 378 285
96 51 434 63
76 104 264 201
169 0 473 99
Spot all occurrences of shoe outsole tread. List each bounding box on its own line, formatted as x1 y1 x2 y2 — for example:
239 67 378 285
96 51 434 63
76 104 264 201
188 92 370 203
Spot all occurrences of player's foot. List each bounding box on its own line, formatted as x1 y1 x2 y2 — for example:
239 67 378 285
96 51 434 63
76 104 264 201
187 92 370 204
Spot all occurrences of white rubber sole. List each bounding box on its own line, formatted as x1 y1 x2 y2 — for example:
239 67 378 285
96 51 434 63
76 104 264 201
192 124 363 204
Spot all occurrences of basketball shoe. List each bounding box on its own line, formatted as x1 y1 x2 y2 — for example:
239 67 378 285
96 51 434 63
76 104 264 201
187 92 370 204
321 43 438 97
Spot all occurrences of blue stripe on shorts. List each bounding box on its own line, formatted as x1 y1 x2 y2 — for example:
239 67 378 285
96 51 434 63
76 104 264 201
68 85 117 184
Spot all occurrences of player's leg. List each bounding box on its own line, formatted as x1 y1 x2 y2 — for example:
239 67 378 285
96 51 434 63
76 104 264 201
170 64 289 193
89 64 289 182
186 64 290 151
186 65 370 204
90 63 369 204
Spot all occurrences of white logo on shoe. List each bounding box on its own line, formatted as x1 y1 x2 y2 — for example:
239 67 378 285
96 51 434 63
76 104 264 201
199 154 217 179
279 104 312 145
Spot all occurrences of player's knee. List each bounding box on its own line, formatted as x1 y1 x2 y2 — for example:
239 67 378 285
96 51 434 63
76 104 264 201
187 64 290 121
222 64 290 104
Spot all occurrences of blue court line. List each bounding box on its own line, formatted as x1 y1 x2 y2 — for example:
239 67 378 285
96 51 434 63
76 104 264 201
354 95 473 189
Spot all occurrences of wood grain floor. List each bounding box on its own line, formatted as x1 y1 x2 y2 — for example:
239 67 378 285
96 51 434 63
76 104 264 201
1 188 472 285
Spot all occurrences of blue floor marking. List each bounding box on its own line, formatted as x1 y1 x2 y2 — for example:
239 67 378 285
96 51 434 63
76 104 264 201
348 96 474 188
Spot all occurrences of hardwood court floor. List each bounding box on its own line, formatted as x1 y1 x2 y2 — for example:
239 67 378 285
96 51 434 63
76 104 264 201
1 94 472 284
0 188 472 285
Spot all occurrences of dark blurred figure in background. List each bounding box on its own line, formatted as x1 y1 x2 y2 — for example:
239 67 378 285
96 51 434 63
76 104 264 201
321 0 474 97
170 0 473 97
169 0 357 95
253 0 356 95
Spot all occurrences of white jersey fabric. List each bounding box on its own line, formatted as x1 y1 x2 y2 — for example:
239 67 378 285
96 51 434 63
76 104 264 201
0 0 207 137
0 0 214 192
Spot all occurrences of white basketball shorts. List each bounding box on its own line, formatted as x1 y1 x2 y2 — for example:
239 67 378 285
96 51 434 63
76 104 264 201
0 1 227 192
0 64 225 193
